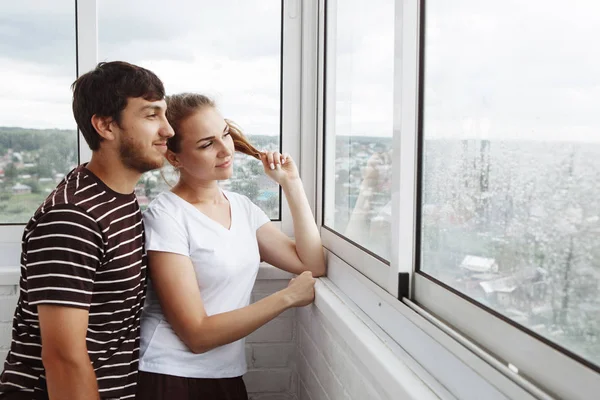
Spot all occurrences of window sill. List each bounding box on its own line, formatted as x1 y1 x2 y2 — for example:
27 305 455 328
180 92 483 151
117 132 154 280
0 266 19 286
324 251 541 400
312 277 438 400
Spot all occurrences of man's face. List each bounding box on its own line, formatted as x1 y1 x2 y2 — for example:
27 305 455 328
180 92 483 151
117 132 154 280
116 97 174 173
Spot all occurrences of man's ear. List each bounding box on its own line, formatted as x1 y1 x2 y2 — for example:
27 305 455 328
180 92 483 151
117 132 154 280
165 149 180 168
91 115 117 141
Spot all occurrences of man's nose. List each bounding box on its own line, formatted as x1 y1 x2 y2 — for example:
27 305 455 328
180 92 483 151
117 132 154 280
160 119 175 138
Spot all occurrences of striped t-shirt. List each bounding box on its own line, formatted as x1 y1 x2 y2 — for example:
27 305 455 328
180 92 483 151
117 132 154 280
0 165 147 399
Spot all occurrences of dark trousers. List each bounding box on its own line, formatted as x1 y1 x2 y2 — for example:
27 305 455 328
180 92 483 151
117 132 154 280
0 393 33 400
136 371 248 400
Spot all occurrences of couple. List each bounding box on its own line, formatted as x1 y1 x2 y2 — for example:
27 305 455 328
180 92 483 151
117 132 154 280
0 61 325 399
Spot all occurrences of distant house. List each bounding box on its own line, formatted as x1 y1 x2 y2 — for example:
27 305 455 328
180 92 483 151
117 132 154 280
12 183 32 195
460 255 498 273
478 267 548 309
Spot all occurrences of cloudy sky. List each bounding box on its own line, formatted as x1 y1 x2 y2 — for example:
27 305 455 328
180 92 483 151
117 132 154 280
0 0 599 142
0 0 281 135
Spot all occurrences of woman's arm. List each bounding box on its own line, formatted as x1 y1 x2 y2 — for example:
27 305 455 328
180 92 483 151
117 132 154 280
257 152 326 277
148 251 315 354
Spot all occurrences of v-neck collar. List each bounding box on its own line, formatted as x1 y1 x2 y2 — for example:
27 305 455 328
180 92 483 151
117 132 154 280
165 190 233 232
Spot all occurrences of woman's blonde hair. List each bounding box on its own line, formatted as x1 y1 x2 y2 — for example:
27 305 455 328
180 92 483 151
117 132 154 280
165 92 261 160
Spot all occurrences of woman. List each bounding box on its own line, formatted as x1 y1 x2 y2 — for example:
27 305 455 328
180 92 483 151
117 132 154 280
136 93 326 399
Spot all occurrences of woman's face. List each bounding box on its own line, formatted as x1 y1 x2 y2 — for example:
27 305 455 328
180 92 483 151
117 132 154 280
168 106 235 182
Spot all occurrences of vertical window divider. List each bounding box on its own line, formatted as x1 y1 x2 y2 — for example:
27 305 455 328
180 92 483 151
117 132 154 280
393 0 421 298
315 0 326 228
280 0 303 237
299 0 320 218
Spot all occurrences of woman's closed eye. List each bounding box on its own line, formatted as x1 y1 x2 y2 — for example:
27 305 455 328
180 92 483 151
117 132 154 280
200 133 230 149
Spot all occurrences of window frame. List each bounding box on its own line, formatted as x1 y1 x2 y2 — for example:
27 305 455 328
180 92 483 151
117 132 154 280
412 0 600 398
0 0 297 254
316 0 600 399
0 0 81 258
317 0 400 293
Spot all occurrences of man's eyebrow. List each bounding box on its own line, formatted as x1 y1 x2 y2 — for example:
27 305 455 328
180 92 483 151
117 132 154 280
140 105 164 112
197 126 230 143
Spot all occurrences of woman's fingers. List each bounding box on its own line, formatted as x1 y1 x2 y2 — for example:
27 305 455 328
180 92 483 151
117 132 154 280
265 151 283 170
273 152 282 168
262 151 292 170
265 151 275 170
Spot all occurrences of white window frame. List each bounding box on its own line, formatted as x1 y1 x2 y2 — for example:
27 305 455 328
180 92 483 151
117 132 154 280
0 0 300 261
316 0 600 399
280 0 302 236
316 0 398 293
410 1 600 396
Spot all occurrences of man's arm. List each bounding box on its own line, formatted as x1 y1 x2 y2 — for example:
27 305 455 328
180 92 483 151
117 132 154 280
38 305 100 400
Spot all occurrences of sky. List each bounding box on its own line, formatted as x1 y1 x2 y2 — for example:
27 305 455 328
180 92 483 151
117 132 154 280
0 0 599 142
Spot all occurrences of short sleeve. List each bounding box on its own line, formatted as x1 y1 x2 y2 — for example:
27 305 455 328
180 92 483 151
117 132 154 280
143 205 190 256
26 205 103 309
248 198 270 231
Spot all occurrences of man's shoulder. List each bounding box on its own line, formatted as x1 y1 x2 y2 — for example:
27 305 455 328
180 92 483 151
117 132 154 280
26 165 140 235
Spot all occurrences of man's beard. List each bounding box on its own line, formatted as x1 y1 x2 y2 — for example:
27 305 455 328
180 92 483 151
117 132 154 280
119 136 164 173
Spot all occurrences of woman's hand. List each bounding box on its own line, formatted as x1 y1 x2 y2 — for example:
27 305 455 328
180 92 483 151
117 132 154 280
260 151 300 185
282 271 316 307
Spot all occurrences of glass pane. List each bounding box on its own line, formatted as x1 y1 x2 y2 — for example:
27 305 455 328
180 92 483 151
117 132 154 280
421 0 600 366
98 0 282 219
0 1 77 223
324 0 395 261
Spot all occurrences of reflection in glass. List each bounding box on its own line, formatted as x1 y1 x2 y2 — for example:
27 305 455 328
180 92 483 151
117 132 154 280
98 0 282 218
421 0 600 366
324 0 395 261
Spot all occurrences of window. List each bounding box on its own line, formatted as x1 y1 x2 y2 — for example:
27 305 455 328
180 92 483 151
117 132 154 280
420 0 600 369
0 1 77 223
323 0 395 261
98 0 282 219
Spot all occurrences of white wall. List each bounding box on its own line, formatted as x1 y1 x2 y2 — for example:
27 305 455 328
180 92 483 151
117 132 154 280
245 266 298 400
0 268 19 363
296 304 388 400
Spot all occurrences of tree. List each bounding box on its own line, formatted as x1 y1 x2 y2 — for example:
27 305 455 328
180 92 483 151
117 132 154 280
4 163 17 181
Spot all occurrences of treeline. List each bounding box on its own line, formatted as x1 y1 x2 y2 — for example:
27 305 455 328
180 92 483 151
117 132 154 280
0 127 77 155
0 127 78 180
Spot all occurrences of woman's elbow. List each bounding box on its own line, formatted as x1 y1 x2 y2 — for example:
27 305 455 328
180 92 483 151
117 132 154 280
189 343 210 355
178 322 214 354
311 262 326 278
184 336 213 354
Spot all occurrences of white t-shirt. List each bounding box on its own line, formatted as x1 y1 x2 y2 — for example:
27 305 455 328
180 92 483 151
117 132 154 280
139 190 270 378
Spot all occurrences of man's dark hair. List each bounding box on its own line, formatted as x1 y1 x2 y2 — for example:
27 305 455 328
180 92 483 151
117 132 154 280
71 61 166 151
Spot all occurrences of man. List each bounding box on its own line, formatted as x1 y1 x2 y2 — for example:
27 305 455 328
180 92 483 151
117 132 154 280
0 61 174 399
